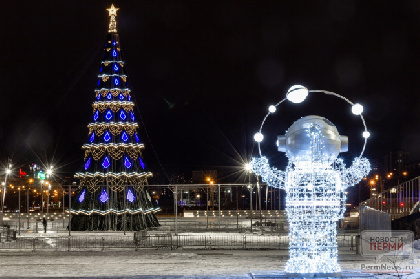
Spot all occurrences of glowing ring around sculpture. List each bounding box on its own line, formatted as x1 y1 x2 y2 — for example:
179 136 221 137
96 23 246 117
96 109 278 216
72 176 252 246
255 85 369 158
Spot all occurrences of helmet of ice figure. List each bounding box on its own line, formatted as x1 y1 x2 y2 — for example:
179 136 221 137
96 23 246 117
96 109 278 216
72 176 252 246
277 115 348 162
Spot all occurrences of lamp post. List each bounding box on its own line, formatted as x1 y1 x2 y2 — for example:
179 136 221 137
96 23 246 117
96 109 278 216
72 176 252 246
46 182 51 214
40 180 44 212
245 163 253 232
27 179 32 229
18 187 21 235
45 166 53 214
1 166 12 226
68 184 71 237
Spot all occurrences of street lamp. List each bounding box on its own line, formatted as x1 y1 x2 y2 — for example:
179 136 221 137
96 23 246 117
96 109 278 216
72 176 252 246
245 163 254 232
17 187 21 235
46 182 51 213
40 180 45 212
46 166 53 178
1 166 12 225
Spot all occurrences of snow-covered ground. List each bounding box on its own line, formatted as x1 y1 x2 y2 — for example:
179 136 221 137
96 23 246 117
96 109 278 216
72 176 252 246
0 249 419 278
1 231 419 278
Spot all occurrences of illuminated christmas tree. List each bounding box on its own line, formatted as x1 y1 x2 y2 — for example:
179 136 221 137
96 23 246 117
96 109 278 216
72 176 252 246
72 4 160 230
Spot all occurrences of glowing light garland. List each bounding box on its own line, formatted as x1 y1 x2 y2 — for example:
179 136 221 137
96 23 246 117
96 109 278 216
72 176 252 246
82 143 144 161
87 122 138 136
74 172 152 192
251 85 371 276
95 89 130 99
92 101 134 113
68 207 160 216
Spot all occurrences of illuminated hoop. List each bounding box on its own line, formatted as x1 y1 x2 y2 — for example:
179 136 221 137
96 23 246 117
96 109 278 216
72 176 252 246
254 85 369 159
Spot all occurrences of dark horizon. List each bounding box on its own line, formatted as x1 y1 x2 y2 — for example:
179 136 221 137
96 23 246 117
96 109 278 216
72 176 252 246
1 1 420 185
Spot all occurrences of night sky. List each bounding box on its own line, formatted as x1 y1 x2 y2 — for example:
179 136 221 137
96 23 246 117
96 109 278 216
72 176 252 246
1 1 420 184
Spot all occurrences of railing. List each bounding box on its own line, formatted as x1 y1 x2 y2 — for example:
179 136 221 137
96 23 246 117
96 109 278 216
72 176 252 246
0 233 358 251
361 177 420 220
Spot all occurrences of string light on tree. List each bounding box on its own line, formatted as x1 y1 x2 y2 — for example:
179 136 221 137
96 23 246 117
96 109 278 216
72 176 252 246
72 4 159 231
251 85 371 277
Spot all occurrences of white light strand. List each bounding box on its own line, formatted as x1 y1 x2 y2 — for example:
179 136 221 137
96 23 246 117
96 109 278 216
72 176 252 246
251 87 371 275
69 207 160 216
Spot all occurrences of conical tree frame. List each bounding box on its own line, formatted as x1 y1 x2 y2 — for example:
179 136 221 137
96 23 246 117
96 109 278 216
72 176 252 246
71 5 160 231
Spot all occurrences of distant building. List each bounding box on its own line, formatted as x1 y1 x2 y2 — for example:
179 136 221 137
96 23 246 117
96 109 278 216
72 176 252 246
384 151 410 176
192 170 217 184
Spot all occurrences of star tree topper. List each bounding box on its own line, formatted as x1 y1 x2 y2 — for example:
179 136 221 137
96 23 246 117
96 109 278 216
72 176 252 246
107 4 119 33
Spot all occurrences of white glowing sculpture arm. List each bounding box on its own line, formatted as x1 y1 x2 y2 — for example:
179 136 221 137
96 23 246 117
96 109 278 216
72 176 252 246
342 157 371 188
251 157 285 189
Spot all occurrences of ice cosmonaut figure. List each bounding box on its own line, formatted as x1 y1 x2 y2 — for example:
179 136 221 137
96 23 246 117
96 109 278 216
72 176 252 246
252 115 370 276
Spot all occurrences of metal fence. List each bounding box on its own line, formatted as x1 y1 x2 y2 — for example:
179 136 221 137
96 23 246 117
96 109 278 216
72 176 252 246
359 206 391 231
361 177 420 220
0 233 358 251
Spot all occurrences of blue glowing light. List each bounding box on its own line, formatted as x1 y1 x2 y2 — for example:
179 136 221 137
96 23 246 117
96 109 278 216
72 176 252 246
97 79 100 86
127 95 131 101
99 189 109 203
79 189 86 203
102 156 111 169
121 131 129 142
126 188 135 202
119 93 124 100
89 132 95 143
113 64 119 71
112 50 117 57
114 77 119 86
100 66 103 72
112 41 116 46
84 157 91 170
139 158 145 170
93 110 99 121
124 156 132 169
119 110 127 121
135 133 140 143
107 93 112 100
96 94 101 100
130 111 135 121
105 110 113 121
103 131 111 142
